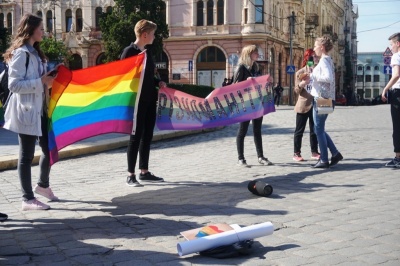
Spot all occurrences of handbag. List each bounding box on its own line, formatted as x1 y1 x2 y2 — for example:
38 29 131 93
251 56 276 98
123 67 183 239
316 97 334 114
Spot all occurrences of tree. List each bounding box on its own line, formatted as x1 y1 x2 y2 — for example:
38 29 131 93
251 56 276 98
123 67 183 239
0 28 11 59
100 0 169 62
40 37 71 63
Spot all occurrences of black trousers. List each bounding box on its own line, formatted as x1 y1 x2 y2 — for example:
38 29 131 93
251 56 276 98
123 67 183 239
274 94 281 106
236 117 264 160
391 89 400 153
294 108 318 154
18 114 50 201
127 100 157 173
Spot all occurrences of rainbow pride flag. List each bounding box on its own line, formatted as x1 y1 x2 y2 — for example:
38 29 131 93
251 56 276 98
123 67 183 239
48 53 146 165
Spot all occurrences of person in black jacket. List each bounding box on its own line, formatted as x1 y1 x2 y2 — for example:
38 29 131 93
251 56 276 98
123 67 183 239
232 45 273 167
120 19 166 187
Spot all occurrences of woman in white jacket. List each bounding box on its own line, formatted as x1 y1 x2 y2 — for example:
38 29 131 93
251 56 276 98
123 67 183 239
309 36 343 169
3 14 59 210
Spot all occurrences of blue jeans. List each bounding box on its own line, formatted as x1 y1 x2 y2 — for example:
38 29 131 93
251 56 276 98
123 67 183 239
313 100 339 163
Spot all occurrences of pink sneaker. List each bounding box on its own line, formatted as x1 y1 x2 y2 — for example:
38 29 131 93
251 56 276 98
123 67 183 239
311 152 321 160
22 198 50 211
34 185 59 201
293 153 304 162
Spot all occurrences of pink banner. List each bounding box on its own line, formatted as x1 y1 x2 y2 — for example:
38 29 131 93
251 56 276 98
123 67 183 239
156 75 275 130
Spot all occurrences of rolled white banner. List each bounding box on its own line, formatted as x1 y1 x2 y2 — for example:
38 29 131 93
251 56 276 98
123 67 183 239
177 222 274 256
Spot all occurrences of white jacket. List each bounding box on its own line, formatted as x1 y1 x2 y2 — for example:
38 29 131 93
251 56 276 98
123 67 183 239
3 45 47 136
310 55 336 100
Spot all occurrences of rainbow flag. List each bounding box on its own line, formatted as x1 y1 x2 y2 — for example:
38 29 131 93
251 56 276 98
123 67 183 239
48 53 146 165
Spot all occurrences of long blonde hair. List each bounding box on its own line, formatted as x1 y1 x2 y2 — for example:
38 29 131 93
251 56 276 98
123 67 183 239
237 45 259 72
3 13 47 63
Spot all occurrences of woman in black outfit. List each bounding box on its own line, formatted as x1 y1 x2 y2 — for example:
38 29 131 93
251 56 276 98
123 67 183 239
233 45 273 167
120 19 166 187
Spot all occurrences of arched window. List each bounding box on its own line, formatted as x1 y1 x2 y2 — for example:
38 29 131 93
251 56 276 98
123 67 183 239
106 6 112 14
217 0 224 25
65 9 72 32
46 11 53 33
357 66 363 71
96 53 106 65
95 7 102 29
197 1 204 26
6 13 12 31
76 9 83 32
36 11 42 18
197 47 225 63
255 0 263 24
0 14 4 29
366 66 371 71
374 66 379 71
69 54 83 70
207 0 213 26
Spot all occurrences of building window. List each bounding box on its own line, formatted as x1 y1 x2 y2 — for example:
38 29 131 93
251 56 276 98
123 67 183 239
76 9 83 32
197 47 225 63
373 89 379 97
160 2 166 23
36 11 42 18
373 75 380 82
207 0 213 26
357 66 363 71
365 75 371 82
365 89 371 98
95 7 102 29
96 53 106 65
106 6 112 14
65 9 72 32
357 75 363 82
374 66 379 71
46 11 53 33
255 0 264 24
366 66 371 71
197 1 204 26
244 8 248 24
69 54 82 70
6 13 12 31
217 0 224 25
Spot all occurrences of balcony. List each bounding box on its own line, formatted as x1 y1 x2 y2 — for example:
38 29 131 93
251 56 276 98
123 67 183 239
306 13 319 27
351 32 357 39
322 25 333 35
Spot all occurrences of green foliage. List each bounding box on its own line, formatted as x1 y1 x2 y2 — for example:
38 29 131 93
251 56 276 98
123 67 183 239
0 28 11 59
167 83 215 98
40 37 71 62
100 0 169 62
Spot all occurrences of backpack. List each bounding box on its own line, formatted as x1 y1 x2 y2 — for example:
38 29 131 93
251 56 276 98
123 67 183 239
0 52 30 105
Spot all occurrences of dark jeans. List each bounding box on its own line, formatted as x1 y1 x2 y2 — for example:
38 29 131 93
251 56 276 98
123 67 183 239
391 89 400 153
294 109 318 154
274 94 281 106
18 115 50 201
236 117 264 160
127 100 157 173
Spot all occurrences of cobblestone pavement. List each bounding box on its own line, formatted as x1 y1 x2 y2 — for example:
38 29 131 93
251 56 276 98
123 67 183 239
0 105 399 266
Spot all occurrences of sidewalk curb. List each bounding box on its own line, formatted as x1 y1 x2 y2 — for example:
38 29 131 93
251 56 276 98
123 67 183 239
0 127 221 171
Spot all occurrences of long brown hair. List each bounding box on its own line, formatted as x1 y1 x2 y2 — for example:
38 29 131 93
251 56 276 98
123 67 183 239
3 13 47 63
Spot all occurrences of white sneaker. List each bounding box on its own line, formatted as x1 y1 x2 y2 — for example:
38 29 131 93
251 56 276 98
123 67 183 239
22 198 50 211
34 185 59 201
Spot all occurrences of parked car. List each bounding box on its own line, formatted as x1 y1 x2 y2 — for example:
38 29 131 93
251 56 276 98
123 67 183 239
371 95 388 105
335 94 347 106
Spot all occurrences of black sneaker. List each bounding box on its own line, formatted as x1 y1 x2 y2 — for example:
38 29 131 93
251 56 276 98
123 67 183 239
385 157 400 168
0 212 8 221
126 175 144 187
139 172 164 182
330 152 343 166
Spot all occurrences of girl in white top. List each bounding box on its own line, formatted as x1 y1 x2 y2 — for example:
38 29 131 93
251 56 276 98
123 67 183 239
308 36 343 168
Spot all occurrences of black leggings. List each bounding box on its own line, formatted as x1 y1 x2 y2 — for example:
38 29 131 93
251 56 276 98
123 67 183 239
236 117 264 160
18 115 50 201
127 100 157 173
294 108 318 154
391 89 400 153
